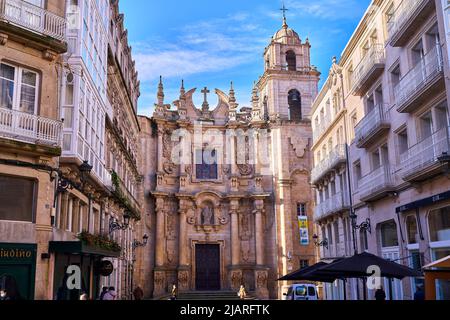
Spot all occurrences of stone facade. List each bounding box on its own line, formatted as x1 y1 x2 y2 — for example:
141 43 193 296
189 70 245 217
139 18 319 299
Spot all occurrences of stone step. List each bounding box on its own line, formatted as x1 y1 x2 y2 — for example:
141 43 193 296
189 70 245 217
163 291 257 301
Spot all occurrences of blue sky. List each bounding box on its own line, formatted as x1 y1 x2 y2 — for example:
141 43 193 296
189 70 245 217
119 0 371 116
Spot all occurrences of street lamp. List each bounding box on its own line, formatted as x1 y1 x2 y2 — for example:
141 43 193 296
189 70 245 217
109 212 131 235
79 160 93 186
133 234 149 249
312 234 329 249
349 211 372 234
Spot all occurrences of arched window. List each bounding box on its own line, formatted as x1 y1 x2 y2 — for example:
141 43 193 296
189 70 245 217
429 206 450 242
406 215 419 244
380 220 399 248
288 89 302 121
286 50 296 71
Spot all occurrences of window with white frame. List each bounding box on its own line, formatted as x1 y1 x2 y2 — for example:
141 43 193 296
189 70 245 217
0 63 39 114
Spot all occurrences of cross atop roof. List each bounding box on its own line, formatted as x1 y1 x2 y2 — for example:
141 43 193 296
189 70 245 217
280 2 288 25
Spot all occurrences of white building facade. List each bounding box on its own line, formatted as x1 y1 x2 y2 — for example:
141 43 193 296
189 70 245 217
312 0 450 301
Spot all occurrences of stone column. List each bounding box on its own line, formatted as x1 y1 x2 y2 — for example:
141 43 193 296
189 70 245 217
67 197 73 232
154 197 167 297
178 202 188 267
177 199 191 292
60 192 69 230
72 198 80 233
155 198 165 267
230 199 240 265
254 199 265 266
253 198 269 299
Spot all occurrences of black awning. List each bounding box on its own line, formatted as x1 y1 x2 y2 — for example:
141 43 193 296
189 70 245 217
319 252 422 280
49 241 121 258
278 260 344 283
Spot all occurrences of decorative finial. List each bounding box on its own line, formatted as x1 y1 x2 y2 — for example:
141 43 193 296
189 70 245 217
280 2 288 28
157 75 164 105
201 87 210 112
252 82 259 106
180 79 185 97
229 81 237 109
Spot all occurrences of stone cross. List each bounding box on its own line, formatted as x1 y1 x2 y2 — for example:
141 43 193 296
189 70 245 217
201 87 210 111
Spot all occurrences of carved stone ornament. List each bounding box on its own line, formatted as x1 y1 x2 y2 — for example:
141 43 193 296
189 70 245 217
237 164 253 176
289 136 308 158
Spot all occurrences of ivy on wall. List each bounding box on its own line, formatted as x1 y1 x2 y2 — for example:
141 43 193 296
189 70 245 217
110 170 141 221
76 231 122 253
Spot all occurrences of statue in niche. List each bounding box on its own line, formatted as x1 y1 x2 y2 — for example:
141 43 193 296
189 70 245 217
201 204 214 226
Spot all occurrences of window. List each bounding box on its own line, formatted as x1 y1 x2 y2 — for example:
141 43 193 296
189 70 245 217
195 149 218 180
286 50 296 71
297 203 307 217
288 89 302 121
390 64 401 99
380 220 399 247
350 113 358 140
418 111 433 141
429 206 450 242
0 175 36 222
360 229 368 252
300 260 309 269
406 215 419 244
397 127 409 157
0 63 38 114
353 160 362 188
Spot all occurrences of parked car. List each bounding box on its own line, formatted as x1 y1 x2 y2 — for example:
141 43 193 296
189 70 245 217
282 284 319 301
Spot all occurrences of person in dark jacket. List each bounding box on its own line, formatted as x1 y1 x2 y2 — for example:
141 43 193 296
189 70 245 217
99 287 108 300
375 286 386 301
414 285 425 301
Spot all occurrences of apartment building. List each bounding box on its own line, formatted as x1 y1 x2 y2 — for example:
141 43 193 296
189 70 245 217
312 0 450 300
0 0 67 300
50 0 142 300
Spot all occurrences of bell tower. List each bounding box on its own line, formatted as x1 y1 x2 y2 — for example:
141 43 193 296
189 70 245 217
253 6 320 297
257 10 320 121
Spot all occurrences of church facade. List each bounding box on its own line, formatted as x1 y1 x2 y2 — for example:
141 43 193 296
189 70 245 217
138 18 320 299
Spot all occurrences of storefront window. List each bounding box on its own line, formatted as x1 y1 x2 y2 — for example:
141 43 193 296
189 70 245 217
0 175 36 222
406 215 418 244
380 220 399 248
429 207 450 242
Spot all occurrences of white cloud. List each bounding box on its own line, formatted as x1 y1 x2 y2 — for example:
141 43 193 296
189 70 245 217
284 0 367 21
135 49 252 82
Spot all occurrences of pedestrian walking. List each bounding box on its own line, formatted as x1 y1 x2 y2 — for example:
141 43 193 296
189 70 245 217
99 287 108 300
375 286 386 301
170 284 178 300
103 287 117 301
238 285 247 300
414 285 425 301
133 286 144 301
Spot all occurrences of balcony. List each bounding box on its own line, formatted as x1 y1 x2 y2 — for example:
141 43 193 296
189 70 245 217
0 0 66 49
351 44 386 96
394 45 444 113
358 165 396 202
387 0 435 47
355 104 390 148
314 192 351 222
311 145 347 185
400 126 450 183
0 107 62 147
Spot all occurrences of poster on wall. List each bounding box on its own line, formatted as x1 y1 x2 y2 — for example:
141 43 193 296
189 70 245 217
298 216 309 246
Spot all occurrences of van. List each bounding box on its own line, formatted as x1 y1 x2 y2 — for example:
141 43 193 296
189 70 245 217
282 284 319 301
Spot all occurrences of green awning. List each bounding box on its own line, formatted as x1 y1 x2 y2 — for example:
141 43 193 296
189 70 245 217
49 241 121 258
